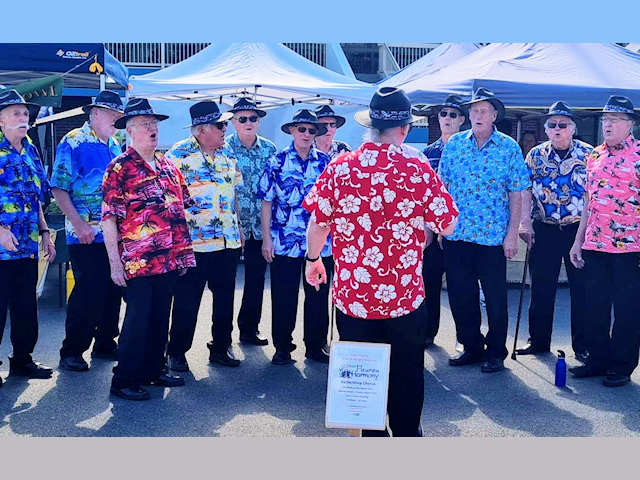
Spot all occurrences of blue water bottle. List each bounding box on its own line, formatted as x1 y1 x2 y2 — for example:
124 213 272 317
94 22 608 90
555 350 567 387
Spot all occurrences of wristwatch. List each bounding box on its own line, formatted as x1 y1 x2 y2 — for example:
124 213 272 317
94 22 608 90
304 252 320 262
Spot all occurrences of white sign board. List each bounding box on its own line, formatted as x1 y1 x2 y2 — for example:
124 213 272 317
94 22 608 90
325 341 391 431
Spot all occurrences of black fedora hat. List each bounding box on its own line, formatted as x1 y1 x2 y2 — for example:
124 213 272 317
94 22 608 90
314 105 346 128
81 90 124 115
354 87 421 129
463 87 505 123
540 101 582 126
415 94 468 118
0 89 41 123
281 109 328 136
228 98 267 118
185 101 233 128
113 98 169 129
597 95 640 122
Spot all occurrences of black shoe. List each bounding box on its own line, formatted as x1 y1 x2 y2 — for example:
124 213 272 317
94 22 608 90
209 350 241 367
59 356 89 372
110 386 150 401
424 337 435 348
143 373 185 387
91 349 119 361
515 343 550 356
9 361 53 379
481 358 504 373
603 372 631 387
321 341 330 356
569 363 607 378
575 351 589 364
168 355 189 372
449 350 485 366
240 331 269 346
272 350 292 365
306 348 330 364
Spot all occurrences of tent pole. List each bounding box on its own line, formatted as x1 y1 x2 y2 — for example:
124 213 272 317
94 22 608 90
100 74 106 92
516 117 522 142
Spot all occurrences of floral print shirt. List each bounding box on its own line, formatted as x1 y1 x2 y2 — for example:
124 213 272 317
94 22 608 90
258 141 332 258
225 132 276 240
0 131 48 261
101 147 196 279
583 135 640 253
50 122 122 245
324 140 352 160
165 136 243 252
304 142 458 320
526 139 592 226
439 127 531 246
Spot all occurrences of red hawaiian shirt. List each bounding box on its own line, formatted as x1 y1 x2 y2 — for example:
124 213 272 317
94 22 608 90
304 142 458 320
101 146 196 279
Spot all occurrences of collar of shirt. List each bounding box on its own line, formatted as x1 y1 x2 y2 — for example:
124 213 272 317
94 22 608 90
462 125 500 148
0 130 33 153
603 135 636 154
227 132 262 151
284 140 320 162
79 121 120 149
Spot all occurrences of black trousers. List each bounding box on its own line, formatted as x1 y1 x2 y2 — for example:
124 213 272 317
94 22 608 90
111 270 178 389
270 254 333 353
169 249 239 356
0 258 38 367
443 239 508 361
60 243 122 359
337 303 427 437
527 221 587 353
237 237 268 335
582 250 640 376
422 240 445 340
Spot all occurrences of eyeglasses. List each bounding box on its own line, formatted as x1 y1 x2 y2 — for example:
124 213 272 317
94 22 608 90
600 116 629 124
547 122 569 129
214 121 228 130
296 126 317 135
320 121 337 128
236 115 259 124
439 111 459 119
131 120 159 130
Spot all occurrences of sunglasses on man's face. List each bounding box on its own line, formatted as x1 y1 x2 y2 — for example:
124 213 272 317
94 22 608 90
320 121 337 128
214 121 228 130
237 115 259 124
439 111 459 119
547 122 569 129
296 126 317 135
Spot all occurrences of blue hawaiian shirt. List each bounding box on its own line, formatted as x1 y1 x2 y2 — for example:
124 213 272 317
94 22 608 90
258 142 332 258
0 131 48 261
526 139 592 226
50 122 122 244
226 132 277 240
325 140 352 160
439 127 531 246
423 138 445 172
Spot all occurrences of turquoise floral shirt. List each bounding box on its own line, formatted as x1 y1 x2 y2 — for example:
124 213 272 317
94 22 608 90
225 132 276 240
439 127 531 246
165 136 243 253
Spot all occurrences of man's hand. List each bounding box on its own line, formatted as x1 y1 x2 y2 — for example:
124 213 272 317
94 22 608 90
72 220 95 245
569 241 585 269
518 222 535 248
503 232 518 259
178 268 188 277
305 258 327 291
262 236 275 263
42 232 56 263
0 227 18 252
239 226 246 248
110 261 127 287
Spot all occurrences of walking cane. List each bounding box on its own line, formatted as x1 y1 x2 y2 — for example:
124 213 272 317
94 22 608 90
511 246 530 360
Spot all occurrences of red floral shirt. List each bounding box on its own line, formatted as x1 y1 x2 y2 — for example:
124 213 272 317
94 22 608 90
101 147 196 279
304 142 458 320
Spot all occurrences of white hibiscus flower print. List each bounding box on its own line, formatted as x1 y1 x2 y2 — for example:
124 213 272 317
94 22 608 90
397 198 415 217
359 149 379 167
374 284 397 303
383 188 396 203
370 195 383 212
410 174 423 184
353 266 371 283
391 307 410 318
305 188 318 205
340 268 351 281
371 172 388 186
429 196 449 216
339 194 361 214
341 245 359 264
349 302 368 318
401 274 412 287
392 221 413 242
335 217 355 237
532 181 544 199
335 163 350 177
412 295 425 309
400 249 418 268
423 172 431 183
362 246 383 268
357 213 372 231
318 197 333 216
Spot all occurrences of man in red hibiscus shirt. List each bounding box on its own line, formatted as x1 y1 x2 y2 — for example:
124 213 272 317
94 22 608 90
304 87 458 436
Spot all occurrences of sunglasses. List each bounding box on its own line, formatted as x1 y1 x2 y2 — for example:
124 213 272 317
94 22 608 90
439 111 459 119
320 121 337 128
236 115 259 124
214 121 228 130
600 116 629 124
296 126 317 135
547 122 569 129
